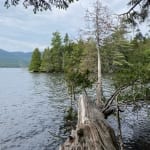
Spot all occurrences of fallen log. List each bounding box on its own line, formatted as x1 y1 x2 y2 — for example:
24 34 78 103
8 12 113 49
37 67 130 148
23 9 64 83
60 95 118 150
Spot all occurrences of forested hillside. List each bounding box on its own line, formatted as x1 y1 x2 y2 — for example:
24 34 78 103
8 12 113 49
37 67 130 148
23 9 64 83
0 49 32 67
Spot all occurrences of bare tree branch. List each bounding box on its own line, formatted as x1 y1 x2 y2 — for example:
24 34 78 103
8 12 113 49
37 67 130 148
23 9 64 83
120 0 143 16
120 0 150 25
4 0 77 13
102 78 138 114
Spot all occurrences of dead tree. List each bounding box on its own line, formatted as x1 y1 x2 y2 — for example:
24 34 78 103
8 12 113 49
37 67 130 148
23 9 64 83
84 0 113 105
60 95 118 150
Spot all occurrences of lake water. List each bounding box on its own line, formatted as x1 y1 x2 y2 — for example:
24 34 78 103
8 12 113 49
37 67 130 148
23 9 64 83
0 68 150 150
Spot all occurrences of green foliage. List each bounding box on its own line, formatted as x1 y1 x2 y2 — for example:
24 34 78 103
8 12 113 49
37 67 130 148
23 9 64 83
113 36 150 101
64 39 95 96
40 48 51 72
49 32 63 72
64 40 85 93
64 33 70 46
79 38 97 81
28 32 95 96
122 0 150 25
29 48 41 72
4 0 78 13
101 26 132 74
64 107 77 122
96 24 150 101
28 29 150 102
51 32 62 49
29 32 67 73
116 37 150 84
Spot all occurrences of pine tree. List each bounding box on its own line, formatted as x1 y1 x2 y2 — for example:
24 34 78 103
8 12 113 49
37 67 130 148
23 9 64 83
50 31 63 72
29 48 41 72
40 48 51 72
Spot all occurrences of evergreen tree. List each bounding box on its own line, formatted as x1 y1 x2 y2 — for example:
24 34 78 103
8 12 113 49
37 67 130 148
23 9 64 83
113 35 150 101
122 0 150 25
79 38 97 82
64 41 84 93
50 31 63 72
62 33 72 70
64 39 94 97
64 33 70 46
40 48 51 72
29 48 41 72
4 0 77 13
101 25 132 74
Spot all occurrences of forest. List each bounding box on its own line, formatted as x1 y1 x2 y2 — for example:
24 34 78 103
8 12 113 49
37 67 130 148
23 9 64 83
29 28 150 102
27 0 150 149
29 26 150 150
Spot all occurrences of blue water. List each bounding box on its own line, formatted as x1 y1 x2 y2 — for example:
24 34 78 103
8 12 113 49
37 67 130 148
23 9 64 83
0 68 149 150
0 68 69 150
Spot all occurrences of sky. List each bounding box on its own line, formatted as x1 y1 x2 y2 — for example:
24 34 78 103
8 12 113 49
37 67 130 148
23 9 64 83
0 0 144 52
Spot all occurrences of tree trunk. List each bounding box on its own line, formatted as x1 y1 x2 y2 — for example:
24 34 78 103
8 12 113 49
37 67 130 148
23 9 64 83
96 46 103 106
116 95 124 150
60 95 118 150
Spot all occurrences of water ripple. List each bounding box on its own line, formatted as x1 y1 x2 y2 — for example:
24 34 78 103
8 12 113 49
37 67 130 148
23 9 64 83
0 69 150 150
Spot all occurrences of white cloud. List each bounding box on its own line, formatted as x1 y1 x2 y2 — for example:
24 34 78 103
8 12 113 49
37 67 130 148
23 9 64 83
0 37 47 52
0 0 89 52
103 0 129 14
0 0 148 52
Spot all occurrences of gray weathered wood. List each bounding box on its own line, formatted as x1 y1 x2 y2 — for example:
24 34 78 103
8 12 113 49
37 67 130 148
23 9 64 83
60 95 118 150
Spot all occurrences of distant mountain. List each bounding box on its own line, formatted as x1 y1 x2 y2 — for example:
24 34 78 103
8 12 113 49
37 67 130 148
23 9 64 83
0 49 32 68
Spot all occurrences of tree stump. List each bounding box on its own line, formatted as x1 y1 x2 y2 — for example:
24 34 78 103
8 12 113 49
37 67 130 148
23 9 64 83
60 95 118 150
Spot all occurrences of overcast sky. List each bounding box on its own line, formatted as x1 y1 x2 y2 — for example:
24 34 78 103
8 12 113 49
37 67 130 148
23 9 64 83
0 0 142 52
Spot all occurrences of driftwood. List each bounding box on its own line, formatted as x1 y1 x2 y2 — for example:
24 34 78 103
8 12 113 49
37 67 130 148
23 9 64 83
60 95 118 150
